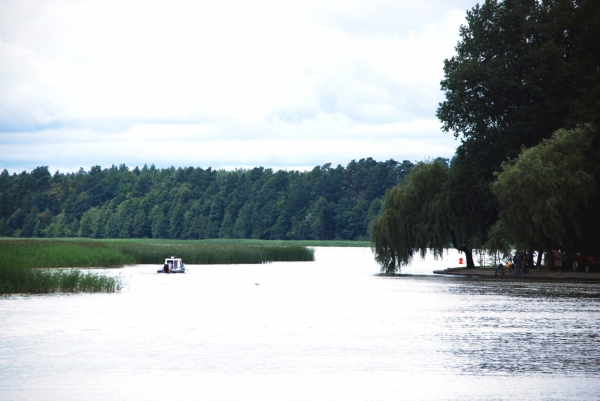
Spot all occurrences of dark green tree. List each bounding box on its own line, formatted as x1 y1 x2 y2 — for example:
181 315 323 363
21 207 40 237
132 209 150 238
371 160 456 272
492 125 598 256
436 0 600 252
0 158 412 240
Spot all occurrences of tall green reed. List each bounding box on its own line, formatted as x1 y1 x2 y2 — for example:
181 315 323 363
0 239 314 294
0 265 122 294
0 240 126 294
113 243 315 264
0 240 136 269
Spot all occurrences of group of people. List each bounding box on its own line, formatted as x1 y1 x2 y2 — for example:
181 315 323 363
495 253 529 276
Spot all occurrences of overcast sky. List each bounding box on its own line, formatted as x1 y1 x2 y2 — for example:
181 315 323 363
0 0 476 174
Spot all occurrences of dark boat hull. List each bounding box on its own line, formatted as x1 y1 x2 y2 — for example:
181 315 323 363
157 269 185 274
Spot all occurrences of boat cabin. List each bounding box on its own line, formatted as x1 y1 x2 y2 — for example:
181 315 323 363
159 256 186 273
165 256 182 270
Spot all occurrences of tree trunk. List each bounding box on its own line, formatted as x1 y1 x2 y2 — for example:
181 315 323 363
536 249 543 267
527 249 534 269
449 229 475 268
463 247 475 268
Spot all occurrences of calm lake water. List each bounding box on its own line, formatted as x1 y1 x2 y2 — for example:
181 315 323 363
1 247 599 401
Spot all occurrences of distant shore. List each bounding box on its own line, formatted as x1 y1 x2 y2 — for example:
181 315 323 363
433 267 600 282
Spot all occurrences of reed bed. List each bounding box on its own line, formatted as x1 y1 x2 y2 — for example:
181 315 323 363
0 240 136 269
0 239 315 267
0 240 126 294
0 239 314 294
113 242 315 265
0 266 123 294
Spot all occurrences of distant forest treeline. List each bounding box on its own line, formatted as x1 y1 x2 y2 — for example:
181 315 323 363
0 158 422 240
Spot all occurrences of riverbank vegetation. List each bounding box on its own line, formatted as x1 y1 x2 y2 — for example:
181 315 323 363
0 239 315 294
0 239 315 268
69 238 370 247
112 242 315 264
0 239 135 269
0 266 123 294
0 239 126 294
372 0 600 273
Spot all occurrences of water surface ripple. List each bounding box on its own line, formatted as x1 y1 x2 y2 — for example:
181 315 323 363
1 247 599 400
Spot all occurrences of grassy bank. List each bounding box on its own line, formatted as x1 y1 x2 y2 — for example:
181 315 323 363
3 238 370 247
190 239 370 247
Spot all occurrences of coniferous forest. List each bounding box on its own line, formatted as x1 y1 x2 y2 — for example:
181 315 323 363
0 158 419 241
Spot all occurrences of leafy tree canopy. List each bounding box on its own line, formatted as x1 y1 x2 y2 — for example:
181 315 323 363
492 125 599 253
0 158 414 242
372 0 600 271
371 160 452 273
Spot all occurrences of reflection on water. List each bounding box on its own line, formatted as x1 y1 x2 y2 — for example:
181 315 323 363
432 279 600 376
1 247 599 401
445 278 600 299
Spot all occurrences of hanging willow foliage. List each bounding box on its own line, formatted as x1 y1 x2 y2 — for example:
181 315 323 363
371 160 453 273
492 125 597 252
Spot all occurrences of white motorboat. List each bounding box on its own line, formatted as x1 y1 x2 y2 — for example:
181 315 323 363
157 256 186 273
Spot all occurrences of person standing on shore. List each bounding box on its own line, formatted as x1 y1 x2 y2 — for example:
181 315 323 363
522 254 528 273
495 262 505 276
513 253 522 275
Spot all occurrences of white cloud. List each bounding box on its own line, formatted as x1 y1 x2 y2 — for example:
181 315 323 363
0 117 459 173
0 0 472 172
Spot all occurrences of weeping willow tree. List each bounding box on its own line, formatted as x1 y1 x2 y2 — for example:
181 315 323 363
371 160 458 273
492 125 599 259
482 220 514 265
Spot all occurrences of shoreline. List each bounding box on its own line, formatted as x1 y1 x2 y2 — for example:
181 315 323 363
433 267 600 282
